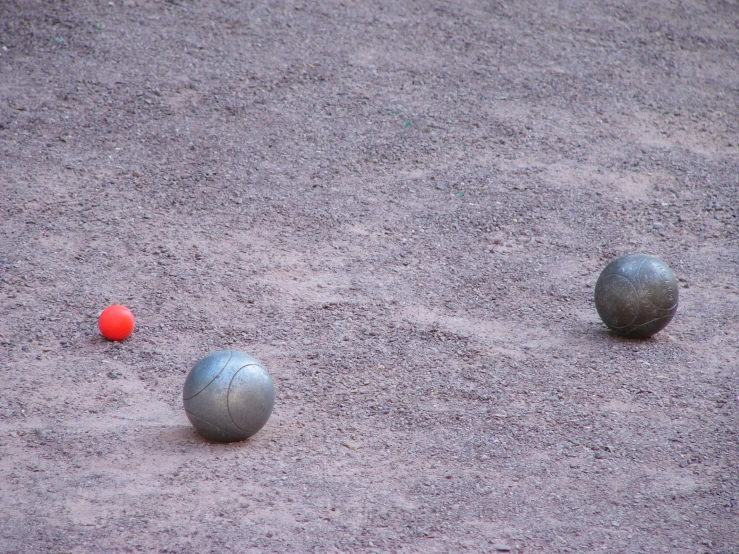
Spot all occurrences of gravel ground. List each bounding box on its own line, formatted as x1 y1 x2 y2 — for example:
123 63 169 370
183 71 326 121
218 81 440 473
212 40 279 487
0 1 737 552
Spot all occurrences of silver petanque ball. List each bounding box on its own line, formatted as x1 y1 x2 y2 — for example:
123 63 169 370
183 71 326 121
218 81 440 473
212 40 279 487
183 350 275 443
594 253 679 339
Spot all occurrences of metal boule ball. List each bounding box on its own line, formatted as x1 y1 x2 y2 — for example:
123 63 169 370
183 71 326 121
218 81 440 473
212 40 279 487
183 350 275 443
594 253 679 339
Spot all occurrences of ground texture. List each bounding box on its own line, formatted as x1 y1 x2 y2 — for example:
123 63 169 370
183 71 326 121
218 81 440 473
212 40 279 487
1 1 738 553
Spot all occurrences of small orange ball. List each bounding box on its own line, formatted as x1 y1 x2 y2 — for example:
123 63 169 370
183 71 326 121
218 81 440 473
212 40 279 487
98 305 136 341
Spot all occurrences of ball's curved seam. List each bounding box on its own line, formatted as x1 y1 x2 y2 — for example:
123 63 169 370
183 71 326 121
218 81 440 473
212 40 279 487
600 273 640 329
622 315 673 337
634 255 647 292
226 363 264 433
639 259 679 311
642 296 678 311
636 254 679 310
184 410 242 441
182 350 233 401
595 273 639 328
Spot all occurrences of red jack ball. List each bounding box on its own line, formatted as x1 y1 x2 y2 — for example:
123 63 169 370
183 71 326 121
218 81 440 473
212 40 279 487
98 305 136 341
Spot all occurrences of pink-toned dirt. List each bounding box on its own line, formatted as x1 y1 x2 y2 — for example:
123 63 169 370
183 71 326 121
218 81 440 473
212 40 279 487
1 1 737 553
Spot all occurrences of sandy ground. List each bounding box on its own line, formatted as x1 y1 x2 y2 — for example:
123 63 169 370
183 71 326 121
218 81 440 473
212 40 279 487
1 1 738 552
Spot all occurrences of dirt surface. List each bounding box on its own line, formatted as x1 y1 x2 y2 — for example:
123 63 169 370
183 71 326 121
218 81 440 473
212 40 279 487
1 1 738 552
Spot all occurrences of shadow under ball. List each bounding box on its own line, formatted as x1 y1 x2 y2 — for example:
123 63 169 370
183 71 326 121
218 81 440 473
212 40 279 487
183 350 275 443
594 254 679 339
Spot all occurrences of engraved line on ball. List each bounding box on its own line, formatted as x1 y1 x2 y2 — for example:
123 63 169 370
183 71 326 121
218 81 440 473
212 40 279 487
642 293 678 311
622 315 674 337
597 273 640 329
226 363 266 433
183 350 233 401
635 256 647 292
642 297 678 312
638 256 677 311
184 409 243 441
